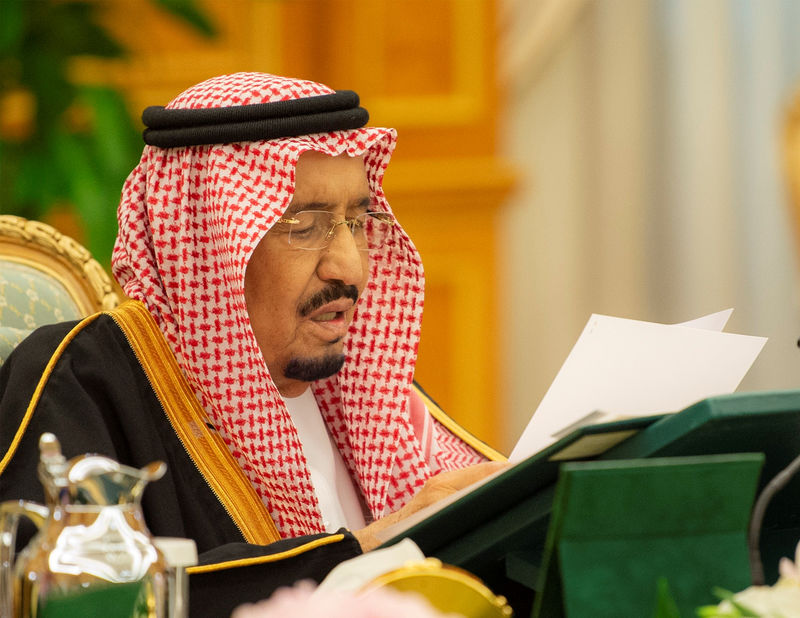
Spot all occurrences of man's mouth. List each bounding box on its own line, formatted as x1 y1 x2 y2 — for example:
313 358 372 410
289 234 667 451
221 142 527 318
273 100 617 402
299 283 360 318
304 301 352 342
311 311 339 322
307 298 353 322
299 284 360 342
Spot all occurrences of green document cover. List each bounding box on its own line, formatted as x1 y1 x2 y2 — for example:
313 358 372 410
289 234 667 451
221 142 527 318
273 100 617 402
533 454 764 618
380 389 800 615
601 389 800 579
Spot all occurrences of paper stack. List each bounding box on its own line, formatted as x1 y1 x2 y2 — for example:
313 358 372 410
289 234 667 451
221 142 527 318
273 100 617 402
509 309 767 461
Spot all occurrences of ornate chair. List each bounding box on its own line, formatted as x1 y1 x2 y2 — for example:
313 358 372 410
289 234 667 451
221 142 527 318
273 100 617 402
0 214 120 365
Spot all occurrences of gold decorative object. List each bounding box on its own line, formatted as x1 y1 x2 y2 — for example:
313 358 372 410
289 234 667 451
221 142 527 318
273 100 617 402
363 557 514 618
0 214 120 314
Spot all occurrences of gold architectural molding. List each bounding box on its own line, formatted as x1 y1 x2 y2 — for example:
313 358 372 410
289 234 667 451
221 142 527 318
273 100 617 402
784 89 800 259
363 1 488 127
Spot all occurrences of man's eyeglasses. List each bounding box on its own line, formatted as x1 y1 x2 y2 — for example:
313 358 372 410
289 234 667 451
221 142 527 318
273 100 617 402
276 210 396 251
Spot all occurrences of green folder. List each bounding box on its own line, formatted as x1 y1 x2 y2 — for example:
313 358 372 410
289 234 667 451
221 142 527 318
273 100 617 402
380 416 663 613
601 389 800 580
381 389 800 614
533 454 764 618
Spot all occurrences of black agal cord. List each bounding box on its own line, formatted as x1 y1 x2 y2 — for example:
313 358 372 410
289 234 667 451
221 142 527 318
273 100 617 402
141 90 368 148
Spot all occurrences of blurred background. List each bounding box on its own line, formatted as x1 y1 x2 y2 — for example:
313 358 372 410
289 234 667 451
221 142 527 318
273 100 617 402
2 0 800 454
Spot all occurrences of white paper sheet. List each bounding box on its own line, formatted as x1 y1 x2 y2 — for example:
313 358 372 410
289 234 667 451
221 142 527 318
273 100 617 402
675 307 733 330
315 538 425 593
508 309 767 462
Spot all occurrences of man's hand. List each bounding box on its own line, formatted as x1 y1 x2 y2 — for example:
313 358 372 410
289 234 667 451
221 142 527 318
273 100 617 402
353 461 508 552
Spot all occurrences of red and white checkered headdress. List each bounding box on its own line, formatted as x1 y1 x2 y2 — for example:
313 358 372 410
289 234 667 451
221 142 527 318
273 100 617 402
113 73 482 538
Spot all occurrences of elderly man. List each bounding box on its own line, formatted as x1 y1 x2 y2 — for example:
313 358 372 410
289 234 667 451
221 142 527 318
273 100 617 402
0 72 503 615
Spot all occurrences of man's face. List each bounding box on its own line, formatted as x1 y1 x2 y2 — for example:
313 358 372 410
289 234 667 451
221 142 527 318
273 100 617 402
244 151 371 397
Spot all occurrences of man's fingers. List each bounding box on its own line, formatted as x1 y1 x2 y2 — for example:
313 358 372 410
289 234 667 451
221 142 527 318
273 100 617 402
353 461 510 552
425 461 508 492
416 461 509 507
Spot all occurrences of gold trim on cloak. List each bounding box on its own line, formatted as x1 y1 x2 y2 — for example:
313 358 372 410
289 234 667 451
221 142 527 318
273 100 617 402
187 534 347 575
0 315 97 476
412 384 507 462
107 300 282 545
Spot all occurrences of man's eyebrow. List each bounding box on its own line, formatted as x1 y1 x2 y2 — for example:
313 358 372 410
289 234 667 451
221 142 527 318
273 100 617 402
352 196 373 210
284 201 327 214
284 195 373 215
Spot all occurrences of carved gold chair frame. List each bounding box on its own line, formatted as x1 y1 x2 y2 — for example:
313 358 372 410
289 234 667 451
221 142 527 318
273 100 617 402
0 214 120 315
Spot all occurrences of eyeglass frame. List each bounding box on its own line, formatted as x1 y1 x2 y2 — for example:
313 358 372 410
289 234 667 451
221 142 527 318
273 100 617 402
275 208 396 251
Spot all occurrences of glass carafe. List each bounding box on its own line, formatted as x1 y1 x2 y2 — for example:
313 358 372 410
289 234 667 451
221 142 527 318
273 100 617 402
0 433 168 617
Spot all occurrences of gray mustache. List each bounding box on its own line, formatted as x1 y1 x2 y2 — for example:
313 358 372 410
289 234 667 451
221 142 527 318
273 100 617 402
299 284 359 317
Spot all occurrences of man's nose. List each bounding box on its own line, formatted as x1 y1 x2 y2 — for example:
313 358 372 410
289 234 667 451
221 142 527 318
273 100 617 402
316 224 365 285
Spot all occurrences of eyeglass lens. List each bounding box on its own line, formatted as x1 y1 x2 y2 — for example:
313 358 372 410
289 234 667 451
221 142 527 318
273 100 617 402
287 211 394 250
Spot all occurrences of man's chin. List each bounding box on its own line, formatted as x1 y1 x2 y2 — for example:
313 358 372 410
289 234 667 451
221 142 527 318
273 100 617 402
283 353 346 383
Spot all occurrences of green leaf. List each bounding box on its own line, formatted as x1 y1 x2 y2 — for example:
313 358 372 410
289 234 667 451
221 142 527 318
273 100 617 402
654 577 682 618
49 129 117 262
25 2 126 58
77 85 142 174
11 145 67 213
695 608 727 617
152 0 217 37
709 588 759 618
21 49 74 129
0 0 218 262
0 0 25 55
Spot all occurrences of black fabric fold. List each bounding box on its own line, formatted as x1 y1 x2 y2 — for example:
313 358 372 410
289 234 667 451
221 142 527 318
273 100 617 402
143 90 359 129
142 108 369 148
141 90 369 148
0 317 363 617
